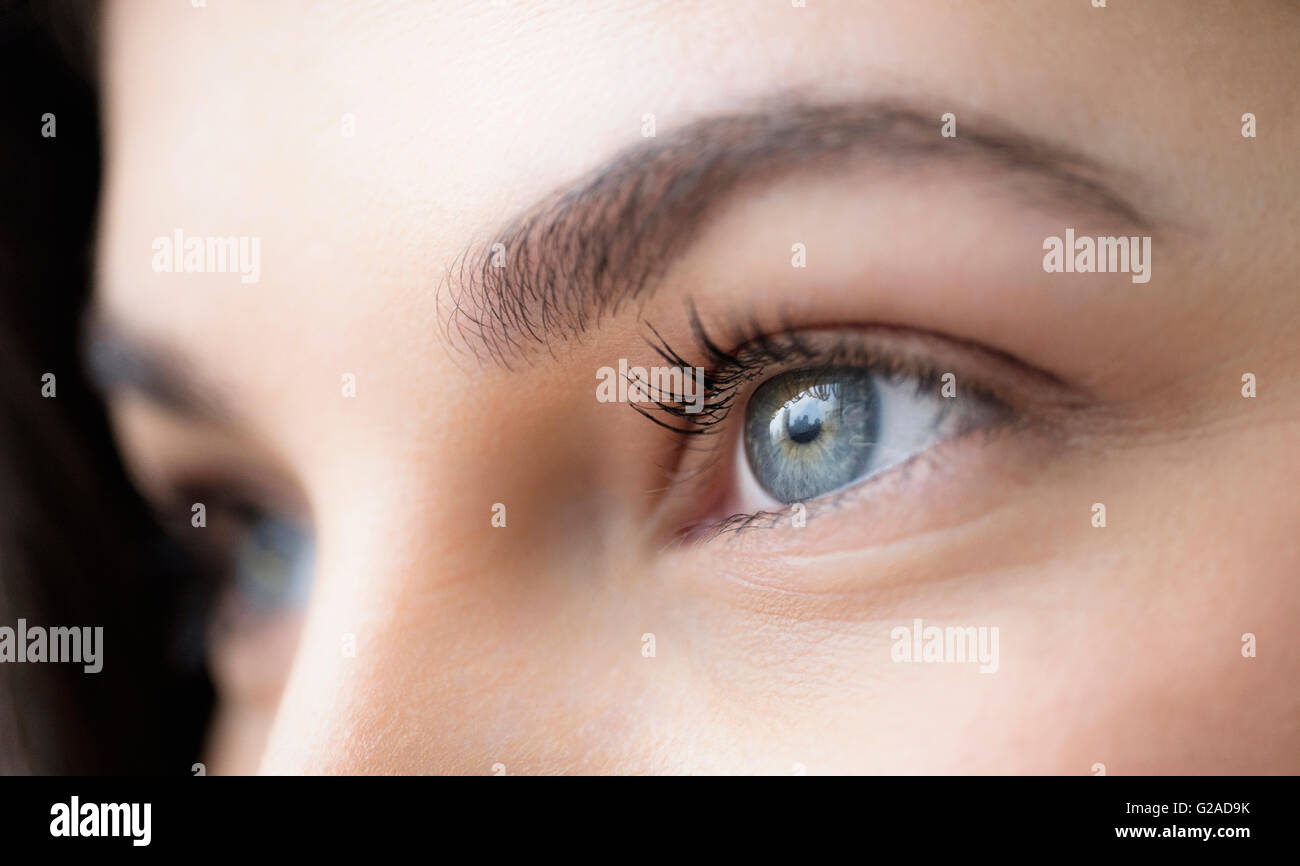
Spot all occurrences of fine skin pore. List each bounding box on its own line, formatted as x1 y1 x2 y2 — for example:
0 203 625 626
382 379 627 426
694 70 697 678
93 1 1299 774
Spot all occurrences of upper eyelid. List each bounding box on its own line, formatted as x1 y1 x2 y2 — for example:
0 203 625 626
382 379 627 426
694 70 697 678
698 307 1088 400
637 317 1029 438
152 469 312 537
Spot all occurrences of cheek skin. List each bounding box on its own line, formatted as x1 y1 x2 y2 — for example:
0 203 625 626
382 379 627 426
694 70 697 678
253 413 1298 775
642 418 1299 775
254 530 712 774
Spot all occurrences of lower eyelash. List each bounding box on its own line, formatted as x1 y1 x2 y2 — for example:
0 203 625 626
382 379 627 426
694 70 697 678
684 417 1025 543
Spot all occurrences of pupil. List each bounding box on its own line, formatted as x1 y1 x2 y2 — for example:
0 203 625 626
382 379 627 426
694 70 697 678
786 409 822 444
783 388 835 445
745 368 878 504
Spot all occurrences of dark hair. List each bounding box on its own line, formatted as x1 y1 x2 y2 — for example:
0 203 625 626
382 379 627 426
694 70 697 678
0 0 211 774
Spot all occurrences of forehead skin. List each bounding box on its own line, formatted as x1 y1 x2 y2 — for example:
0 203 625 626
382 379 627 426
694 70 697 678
97 0 1299 774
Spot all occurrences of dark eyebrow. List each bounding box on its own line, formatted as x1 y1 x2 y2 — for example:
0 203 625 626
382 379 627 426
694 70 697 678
439 97 1157 367
83 317 231 421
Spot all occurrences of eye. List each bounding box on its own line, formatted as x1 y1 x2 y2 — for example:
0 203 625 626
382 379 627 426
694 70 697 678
227 511 313 615
735 364 962 509
637 312 1075 536
161 485 314 630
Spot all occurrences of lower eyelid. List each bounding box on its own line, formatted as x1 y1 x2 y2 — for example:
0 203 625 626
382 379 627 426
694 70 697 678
703 438 947 539
683 409 1038 548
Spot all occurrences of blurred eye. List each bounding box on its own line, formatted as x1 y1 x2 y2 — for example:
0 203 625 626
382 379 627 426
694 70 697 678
735 365 964 509
229 512 313 614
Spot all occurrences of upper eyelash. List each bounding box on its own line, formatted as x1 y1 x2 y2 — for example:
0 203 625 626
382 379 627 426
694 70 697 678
634 304 829 435
635 302 1003 438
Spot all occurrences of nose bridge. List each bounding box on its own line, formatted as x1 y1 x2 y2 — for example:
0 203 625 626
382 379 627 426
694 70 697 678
254 382 639 773
256 447 546 773
256 488 457 773
255 561 392 772
254 489 636 774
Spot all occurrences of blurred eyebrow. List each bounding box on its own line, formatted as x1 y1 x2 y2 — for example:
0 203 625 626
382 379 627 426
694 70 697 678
84 317 231 421
441 98 1157 367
